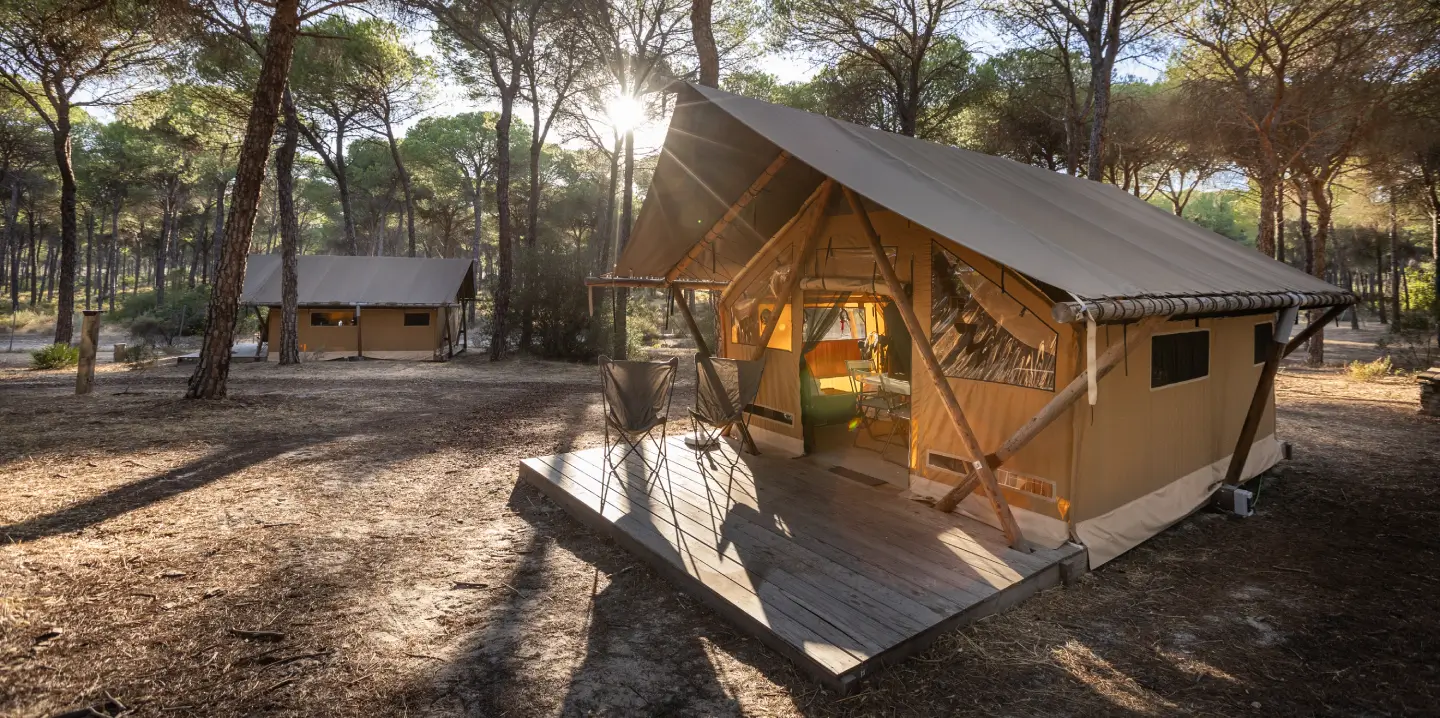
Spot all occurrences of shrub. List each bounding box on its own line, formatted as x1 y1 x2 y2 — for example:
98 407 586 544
1377 312 1437 370
29 343 79 370
1345 356 1393 383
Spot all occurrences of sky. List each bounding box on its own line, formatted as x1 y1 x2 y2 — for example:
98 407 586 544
405 17 1167 153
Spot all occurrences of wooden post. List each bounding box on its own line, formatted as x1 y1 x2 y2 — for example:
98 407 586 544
671 284 712 357
751 179 834 360
1281 304 1348 359
667 151 791 282
1222 306 1299 486
75 310 100 395
719 179 832 306
938 314 1169 511
842 187 1029 551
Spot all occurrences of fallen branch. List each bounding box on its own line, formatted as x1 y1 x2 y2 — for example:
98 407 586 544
229 628 286 642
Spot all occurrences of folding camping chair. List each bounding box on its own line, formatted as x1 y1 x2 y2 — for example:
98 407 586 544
688 354 765 476
598 356 679 487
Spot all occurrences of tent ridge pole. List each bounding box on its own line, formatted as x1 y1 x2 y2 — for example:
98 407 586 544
841 185 1029 552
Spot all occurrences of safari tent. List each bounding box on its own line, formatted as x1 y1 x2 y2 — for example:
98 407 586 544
242 255 476 362
592 84 1356 567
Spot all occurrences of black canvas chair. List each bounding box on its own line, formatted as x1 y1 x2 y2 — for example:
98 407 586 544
688 354 765 474
599 356 679 485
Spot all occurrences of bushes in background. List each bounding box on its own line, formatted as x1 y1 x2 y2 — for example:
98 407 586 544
29 343 79 370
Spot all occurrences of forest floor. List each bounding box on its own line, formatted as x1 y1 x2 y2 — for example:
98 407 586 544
1 327 1437 718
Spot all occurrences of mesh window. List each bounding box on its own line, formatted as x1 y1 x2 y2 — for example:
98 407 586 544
404 312 431 327
310 311 354 327
1253 322 1272 365
1152 331 1210 388
930 242 1057 390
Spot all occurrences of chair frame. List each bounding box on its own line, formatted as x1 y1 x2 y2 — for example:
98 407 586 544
689 355 763 477
599 356 679 489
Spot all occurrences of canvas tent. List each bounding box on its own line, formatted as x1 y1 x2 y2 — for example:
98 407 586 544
242 255 476 361
593 83 1354 567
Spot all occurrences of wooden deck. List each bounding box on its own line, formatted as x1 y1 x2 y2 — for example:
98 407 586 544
518 436 1084 693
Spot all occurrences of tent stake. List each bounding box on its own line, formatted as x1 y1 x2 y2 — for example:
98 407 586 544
842 186 1029 552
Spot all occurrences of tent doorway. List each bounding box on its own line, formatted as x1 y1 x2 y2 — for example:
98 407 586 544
799 293 912 488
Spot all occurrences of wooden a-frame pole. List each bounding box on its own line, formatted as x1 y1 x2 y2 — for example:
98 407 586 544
937 314 1169 512
1281 304 1348 359
842 186 1029 551
751 179 834 359
666 150 792 283
1221 302 1345 488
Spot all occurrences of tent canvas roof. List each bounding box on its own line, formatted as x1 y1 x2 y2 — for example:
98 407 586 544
617 84 1345 308
241 255 476 307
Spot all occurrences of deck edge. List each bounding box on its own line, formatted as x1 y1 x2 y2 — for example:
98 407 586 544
517 459 860 695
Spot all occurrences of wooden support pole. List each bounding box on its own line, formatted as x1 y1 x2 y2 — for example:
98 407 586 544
1222 307 1299 486
751 179 834 360
719 179 832 306
667 150 791 282
959 315 1167 482
670 284 711 357
75 310 100 395
1281 303 1348 359
842 186 1029 551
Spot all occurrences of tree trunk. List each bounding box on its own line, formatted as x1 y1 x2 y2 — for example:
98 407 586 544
1389 193 1402 325
468 173 482 329
383 114 418 258
1084 30 1116 182
1276 180 1287 263
83 209 92 309
613 129 635 360
5 183 18 311
692 0 719 88
156 191 172 305
335 127 358 255
187 0 302 400
210 177 226 282
52 107 78 344
1256 172 1277 257
518 98 545 351
1298 185 1311 274
489 84 517 361
109 201 120 310
1306 178 1329 366
277 88 302 366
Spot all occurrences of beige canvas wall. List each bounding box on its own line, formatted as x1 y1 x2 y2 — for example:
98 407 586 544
1071 315 1277 524
265 307 449 360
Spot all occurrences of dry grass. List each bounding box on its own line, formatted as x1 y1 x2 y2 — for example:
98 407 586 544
1 339 1437 717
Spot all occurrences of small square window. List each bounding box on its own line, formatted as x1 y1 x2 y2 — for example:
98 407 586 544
1253 322 1273 365
1152 330 1209 388
311 311 355 327
404 312 431 327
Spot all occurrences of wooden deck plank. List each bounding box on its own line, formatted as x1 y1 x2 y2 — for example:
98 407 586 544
518 438 1083 692
554 450 945 638
562 448 989 613
521 457 867 676
536 453 909 655
669 437 1064 571
606 445 1028 596
660 445 1041 581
